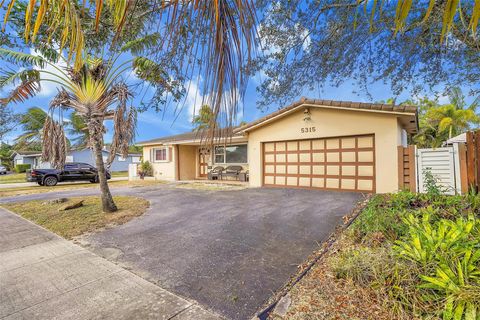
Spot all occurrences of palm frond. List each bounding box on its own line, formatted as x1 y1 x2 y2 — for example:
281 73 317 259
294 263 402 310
0 48 45 68
41 115 68 169
121 33 161 55
107 102 136 166
0 69 40 89
0 79 41 104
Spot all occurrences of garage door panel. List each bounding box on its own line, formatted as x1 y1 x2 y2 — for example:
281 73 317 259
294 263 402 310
263 134 375 192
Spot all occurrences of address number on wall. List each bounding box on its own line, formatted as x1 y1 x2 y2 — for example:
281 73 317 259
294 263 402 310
301 127 316 133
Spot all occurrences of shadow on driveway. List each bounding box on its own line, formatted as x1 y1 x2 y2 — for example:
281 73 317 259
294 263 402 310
83 187 363 320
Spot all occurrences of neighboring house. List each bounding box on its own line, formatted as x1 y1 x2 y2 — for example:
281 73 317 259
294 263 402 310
13 151 49 169
12 148 141 172
138 98 418 193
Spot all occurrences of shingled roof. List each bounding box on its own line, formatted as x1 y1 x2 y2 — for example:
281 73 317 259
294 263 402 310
235 97 418 133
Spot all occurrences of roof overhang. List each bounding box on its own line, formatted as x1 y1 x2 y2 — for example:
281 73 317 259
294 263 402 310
235 99 418 134
138 135 248 147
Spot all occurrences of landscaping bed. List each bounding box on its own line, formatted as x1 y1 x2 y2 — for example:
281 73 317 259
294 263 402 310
270 191 480 320
1 196 149 239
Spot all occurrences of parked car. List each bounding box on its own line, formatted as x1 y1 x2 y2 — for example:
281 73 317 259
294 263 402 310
27 162 111 186
0 166 7 175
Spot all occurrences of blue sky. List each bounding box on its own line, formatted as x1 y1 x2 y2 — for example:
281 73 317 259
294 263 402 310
1 57 448 146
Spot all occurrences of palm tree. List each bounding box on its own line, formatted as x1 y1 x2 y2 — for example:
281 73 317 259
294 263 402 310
1 1 257 211
192 105 216 132
68 112 89 149
15 107 48 149
412 88 480 147
1 1 257 138
1 53 137 212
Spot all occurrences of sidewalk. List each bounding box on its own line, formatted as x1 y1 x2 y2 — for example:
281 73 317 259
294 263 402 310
0 207 222 320
0 177 128 189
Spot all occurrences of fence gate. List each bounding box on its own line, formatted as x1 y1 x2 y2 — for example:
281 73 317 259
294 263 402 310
416 147 458 195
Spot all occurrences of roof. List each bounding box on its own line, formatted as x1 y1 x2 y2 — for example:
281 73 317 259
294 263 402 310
137 129 244 146
235 97 418 133
13 151 42 157
445 132 466 144
138 98 419 146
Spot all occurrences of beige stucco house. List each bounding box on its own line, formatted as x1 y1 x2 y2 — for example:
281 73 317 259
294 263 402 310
138 98 418 193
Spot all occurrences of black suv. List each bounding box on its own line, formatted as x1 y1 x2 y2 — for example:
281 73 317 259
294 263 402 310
27 162 111 186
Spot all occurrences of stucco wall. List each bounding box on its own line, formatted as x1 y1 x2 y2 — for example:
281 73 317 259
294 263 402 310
246 107 403 193
143 145 176 180
179 145 197 180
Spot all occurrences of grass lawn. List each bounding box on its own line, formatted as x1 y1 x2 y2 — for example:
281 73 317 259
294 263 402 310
111 171 128 178
1 196 149 239
0 179 168 198
0 173 27 184
271 191 480 320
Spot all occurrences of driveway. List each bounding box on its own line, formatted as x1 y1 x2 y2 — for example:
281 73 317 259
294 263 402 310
0 185 362 319
80 186 362 319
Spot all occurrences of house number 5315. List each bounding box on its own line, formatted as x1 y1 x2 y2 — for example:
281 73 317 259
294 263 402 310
301 127 316 133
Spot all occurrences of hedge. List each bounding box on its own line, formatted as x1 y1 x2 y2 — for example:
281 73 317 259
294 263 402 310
15 164 31 173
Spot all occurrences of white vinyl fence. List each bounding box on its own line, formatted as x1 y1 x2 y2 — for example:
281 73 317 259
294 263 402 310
416 146 460 195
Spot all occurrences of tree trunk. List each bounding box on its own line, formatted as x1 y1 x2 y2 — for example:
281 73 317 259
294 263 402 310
88 119 117 213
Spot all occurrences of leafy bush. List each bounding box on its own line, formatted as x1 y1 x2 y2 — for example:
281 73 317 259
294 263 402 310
394 213 480 320
423 168 448 197
138 160 153 177
341 191 480 319
15 164 31 173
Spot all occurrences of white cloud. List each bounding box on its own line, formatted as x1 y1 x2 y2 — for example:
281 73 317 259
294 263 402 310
29 48 68 98
184 76 206 120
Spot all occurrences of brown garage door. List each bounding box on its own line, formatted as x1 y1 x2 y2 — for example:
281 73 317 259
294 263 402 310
262 134 375 192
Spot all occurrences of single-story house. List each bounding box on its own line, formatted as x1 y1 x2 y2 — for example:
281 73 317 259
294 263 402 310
13 148 141 172
138 98 418 193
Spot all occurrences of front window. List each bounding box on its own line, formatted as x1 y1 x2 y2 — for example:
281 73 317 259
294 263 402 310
214 144 247 164
154 148 168 162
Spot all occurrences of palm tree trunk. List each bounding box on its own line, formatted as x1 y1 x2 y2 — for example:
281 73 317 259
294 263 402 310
88 119 117 213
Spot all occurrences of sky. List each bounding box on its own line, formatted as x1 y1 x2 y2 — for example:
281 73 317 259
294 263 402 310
1 57 451 146
0 3 474 147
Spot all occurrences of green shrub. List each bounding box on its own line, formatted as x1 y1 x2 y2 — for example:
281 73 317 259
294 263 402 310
138 160 153 177
394 213 480 320
15 164 31 173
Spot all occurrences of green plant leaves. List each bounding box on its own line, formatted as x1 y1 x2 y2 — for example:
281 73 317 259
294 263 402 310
394 212 480 320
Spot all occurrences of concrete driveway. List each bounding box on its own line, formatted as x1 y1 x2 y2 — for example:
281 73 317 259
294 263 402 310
76 186 363 320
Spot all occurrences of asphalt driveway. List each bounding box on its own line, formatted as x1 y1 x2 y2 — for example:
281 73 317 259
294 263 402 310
77 186 363 319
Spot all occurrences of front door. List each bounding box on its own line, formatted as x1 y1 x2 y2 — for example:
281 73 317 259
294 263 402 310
198 147 210 178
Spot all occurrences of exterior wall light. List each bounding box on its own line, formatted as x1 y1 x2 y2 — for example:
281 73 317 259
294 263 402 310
303 108 311 121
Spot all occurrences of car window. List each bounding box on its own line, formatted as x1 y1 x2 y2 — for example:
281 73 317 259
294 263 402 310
64 164 79 170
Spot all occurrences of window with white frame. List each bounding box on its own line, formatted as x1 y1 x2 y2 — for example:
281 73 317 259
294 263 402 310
214 144 247 164
153 147 169 162
118 156 126 162
132 156 141 163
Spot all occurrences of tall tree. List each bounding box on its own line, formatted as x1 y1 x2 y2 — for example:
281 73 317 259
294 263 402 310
407 88 480 147
254 1 480 107
0 1 257 212
0 105 19 141
192 105 216 132
67 112 89 149
14 106 47 149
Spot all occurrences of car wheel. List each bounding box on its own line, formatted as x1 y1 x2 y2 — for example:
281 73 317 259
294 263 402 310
90 175 99 183
43 176 58 186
